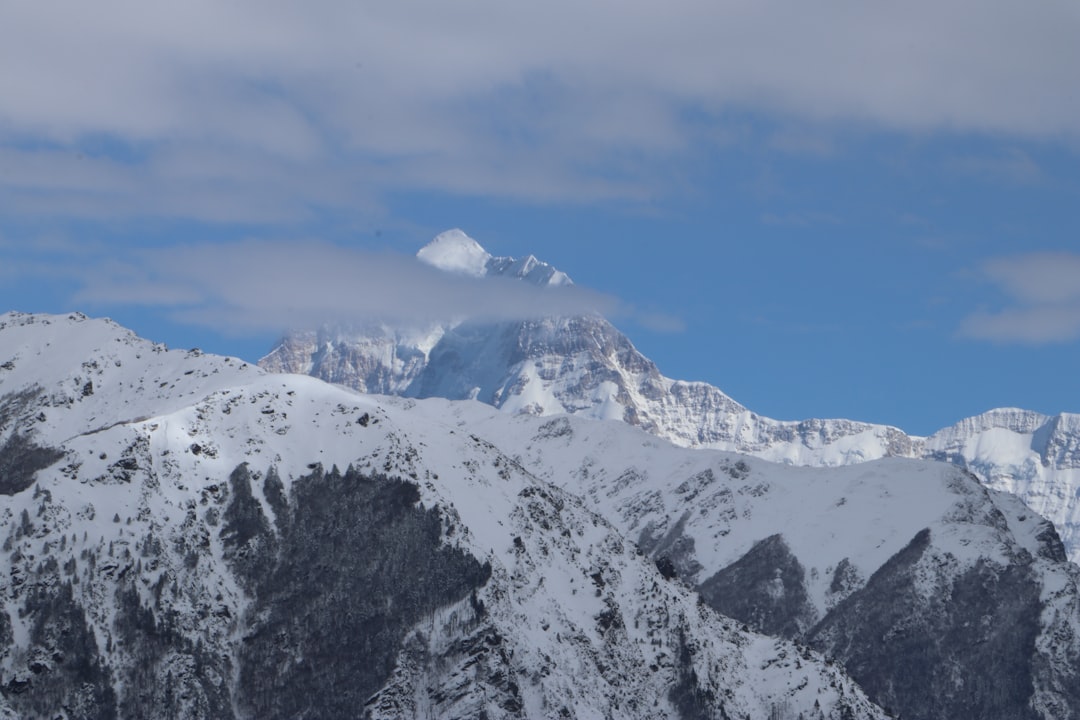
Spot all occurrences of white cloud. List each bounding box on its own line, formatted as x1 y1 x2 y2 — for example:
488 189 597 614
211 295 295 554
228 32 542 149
961 306 1080 345
981 253 1080 306
960 252 1080 344
1 0 1078 219
66 240 620 334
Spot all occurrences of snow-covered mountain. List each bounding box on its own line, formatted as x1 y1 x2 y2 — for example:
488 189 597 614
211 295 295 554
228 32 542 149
258 229 573 399
0 311 889 719
259 230 914 452
6 311 1080 718
459 406 1080 719
260 230 1080 564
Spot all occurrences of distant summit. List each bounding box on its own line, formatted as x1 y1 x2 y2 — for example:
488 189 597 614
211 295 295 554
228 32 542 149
261 230 1080 562
417 229 572 286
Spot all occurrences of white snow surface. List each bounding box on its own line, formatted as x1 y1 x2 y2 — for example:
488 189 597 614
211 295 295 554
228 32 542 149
414 399 1065 617
416 228 492 277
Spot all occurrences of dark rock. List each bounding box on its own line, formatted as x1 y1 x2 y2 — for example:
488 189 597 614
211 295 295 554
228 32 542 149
0 433 64 496
639 512 704 580
809 528 1042 720
1035 520 1068 563
9 581 117 719
697 534 817 639
236 465 491 720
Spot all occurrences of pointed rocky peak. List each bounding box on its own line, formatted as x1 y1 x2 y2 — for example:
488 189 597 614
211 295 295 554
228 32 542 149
418 229 573 287
485 251 573 287
416 229 492 277
507 253 573 286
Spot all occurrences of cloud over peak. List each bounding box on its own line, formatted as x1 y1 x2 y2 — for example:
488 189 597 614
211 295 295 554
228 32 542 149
64 239 619 336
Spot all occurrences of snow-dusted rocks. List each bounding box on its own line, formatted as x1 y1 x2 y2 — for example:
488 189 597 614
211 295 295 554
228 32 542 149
923 408 1080 560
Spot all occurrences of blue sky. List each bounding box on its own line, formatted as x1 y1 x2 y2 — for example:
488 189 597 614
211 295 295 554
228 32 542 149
1 1 1078 436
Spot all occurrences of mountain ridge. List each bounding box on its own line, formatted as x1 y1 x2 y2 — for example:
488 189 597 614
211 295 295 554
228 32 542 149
5 310 1080 718
260 231 1080 561
0 310 894 719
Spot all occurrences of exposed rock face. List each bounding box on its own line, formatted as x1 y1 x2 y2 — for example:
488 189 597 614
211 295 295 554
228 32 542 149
697 534 817 639
808 529 1043 720
235 466 492 720
258 323 444 395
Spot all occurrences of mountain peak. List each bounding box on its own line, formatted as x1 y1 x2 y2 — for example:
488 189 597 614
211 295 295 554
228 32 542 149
417 229 491 277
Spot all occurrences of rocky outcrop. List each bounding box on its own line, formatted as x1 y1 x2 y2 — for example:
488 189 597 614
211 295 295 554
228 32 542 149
697 534 817 638
808 531 1043 720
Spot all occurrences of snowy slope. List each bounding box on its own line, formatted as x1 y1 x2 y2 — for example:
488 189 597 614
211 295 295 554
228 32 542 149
923 408 1080 560
260 231 1080 567
0 312 885 719
415 228 493 277
448 404 1080 720
457 406 1058 611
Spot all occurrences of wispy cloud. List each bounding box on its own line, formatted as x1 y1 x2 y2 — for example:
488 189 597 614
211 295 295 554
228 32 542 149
960 252 1080 344
63 241 621 334
634 311 687 334
760 211 843 228
945 148 1043 185
1 1 1078 221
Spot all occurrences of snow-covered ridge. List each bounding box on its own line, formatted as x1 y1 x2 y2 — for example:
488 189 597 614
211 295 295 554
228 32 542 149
431 400 1080 719
0 310 261 443
925 407 1080 471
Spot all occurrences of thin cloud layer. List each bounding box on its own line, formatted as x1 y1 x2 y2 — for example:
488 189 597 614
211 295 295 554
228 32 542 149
960 253 1080 344
69 241 620 334
2 1 1078 220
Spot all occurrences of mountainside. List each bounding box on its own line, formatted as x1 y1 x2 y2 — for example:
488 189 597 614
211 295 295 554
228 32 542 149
0 311 889 719
456 405 1080 719
6 312 1080 719
259 230 1080 563
922 408 1080 561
